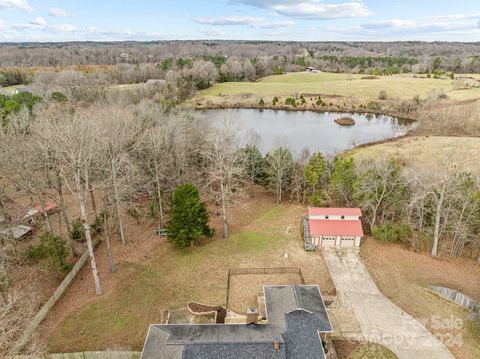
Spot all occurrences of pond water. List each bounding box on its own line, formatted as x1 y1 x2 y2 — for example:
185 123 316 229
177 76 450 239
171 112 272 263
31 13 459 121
198 108 414 155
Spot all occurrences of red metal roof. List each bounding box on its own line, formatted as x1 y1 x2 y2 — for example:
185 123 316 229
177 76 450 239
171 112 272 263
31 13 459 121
308 207 362 216
33 202 58 213
309 219 364 237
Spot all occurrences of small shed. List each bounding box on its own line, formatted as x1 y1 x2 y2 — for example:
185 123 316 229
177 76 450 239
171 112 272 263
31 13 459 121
24 202 58 222
304 207 364 250
0 225 33 240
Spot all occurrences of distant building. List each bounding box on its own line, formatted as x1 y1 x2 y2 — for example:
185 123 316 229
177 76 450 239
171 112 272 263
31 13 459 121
303 207 364 250
14 87 28 95
141 285 332 358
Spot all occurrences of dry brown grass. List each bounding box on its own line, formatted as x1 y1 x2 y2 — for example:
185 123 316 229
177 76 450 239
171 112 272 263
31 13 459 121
415 101 480 136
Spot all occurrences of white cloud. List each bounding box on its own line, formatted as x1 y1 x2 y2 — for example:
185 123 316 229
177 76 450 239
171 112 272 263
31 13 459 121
195 16 264 26
361 18 478 34
0 19 6 30
195 15 294 29
30 16 46 26
201 28 226 36
48 7 70 18
49 24 76 33
231 0 373 19
0 0 32 12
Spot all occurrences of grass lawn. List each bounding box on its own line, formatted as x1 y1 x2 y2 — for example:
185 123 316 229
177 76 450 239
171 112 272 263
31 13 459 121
199 72 480 102
346 136 480 176
40 191 334 352
361 238 480 359
348 343 398 359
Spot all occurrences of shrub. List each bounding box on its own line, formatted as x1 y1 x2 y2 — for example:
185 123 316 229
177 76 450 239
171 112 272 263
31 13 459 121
90 212 106 235
272 96 278 106
300 96 306 105
259 98 265 107
51 91 68 102
372 222 411 244
316 97 324 106
70 219 84 242
27 233 71 274
378 90 388 100
284 97 296 107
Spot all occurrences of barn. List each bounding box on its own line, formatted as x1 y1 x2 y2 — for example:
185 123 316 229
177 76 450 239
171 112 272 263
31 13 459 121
303 207 364 250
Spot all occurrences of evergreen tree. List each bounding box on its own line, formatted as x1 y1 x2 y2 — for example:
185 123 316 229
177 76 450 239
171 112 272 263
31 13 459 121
167 184 214 248
305 152 328 206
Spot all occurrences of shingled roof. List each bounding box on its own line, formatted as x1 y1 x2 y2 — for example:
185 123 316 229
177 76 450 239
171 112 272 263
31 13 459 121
141 285 332 359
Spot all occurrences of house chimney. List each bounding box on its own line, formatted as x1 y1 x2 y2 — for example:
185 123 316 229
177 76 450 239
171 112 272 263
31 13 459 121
273 337 281 350
246 307 258 324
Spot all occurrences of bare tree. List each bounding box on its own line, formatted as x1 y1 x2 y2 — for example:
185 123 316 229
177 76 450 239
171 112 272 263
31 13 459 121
203 119 246 238
35 107 103 294
96 102 142 245
266 144 293 204
355 159 408 230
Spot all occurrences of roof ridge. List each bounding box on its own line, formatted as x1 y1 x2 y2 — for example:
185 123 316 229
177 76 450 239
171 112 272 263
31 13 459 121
292 284 300 308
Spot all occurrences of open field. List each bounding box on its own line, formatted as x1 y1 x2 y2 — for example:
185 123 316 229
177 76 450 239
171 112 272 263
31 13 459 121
361 238 480 359
199 72 480 102
38 190 335 352
347 136 480 175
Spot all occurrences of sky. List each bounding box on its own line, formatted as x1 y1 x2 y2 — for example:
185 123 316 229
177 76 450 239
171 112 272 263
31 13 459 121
0 0 479 42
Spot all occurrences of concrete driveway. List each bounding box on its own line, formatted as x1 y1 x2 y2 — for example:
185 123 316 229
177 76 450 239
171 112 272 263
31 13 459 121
323 248 455 359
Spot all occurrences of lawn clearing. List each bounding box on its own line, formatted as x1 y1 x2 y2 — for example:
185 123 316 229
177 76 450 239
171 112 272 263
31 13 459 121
199 72 480 102
347 136 480 176
39 190 334 352
361 237 480 359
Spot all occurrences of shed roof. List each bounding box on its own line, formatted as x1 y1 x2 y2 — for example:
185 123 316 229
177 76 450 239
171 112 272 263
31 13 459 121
308 207 362 216
0 225 33 239
309 219 363 237
33 202 58 213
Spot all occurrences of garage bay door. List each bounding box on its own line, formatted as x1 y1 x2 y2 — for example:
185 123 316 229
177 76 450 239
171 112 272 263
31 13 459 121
341 236 355 247
322 236 336 246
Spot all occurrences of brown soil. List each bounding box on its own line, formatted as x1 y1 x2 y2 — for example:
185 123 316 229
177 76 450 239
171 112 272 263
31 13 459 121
334 116 356 126
361 76 379 80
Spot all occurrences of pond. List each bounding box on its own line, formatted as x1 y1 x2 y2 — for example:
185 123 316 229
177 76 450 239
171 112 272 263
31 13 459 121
198 109 415 154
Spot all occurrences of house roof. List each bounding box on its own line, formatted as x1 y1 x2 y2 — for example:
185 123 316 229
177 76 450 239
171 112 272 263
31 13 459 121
309 219 363 237
141 285 331 359
308 207 362 217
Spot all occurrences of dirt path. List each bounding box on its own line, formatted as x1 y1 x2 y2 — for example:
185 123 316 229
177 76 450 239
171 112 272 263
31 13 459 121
323 248 454 359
